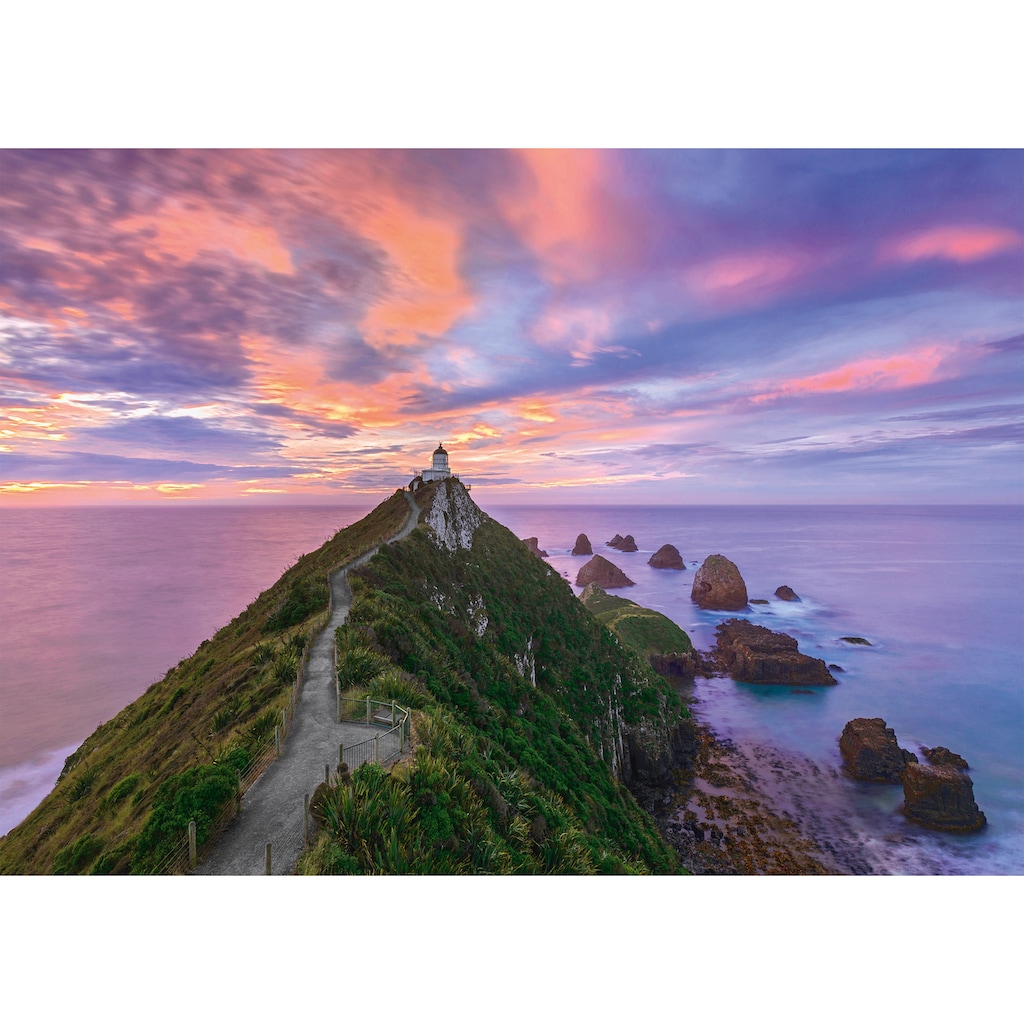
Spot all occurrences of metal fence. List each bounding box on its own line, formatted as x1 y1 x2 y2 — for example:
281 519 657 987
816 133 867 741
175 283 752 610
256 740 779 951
337 696 411 770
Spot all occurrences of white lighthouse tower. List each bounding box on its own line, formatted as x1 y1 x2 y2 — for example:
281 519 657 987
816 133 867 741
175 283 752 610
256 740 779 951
420 442 452 483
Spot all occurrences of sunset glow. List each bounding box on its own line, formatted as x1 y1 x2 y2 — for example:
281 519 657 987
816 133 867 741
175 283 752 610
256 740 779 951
1 149 1021 504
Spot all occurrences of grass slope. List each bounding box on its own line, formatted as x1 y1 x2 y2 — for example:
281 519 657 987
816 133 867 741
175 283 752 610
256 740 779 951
580 584 694 660
0 492 410 874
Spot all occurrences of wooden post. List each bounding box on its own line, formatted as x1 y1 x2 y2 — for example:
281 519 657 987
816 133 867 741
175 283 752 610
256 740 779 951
339 742 344 766
188 820 197 870
337 685 341 724
281 708 287 733
400 717 405 754
391 700 396 726
374 734 380 763
265 843 272 875
274 725 281 756
365 695 370 724
303 793 310 848
325 764 330 784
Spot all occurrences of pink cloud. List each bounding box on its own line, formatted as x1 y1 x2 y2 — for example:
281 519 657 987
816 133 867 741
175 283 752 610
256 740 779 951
880 224 1021 264
752 344 953 403
684 247 816 310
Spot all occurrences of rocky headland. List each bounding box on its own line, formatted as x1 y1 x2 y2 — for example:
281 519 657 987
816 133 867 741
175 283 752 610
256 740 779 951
521 536 548 558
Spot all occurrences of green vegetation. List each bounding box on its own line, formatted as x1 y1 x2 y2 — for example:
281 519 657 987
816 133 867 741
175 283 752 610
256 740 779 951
2 481 688 875
0 491 411 874
298 479 687 874
580 584 694 660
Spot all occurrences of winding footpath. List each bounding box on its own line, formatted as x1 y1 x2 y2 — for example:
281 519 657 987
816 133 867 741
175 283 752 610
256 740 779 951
195 490 421 875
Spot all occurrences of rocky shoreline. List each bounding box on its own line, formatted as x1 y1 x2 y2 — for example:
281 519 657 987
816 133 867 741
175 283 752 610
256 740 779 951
654 713 886 875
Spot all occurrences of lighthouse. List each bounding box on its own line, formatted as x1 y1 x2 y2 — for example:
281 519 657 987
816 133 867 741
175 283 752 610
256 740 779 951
416 442 453 484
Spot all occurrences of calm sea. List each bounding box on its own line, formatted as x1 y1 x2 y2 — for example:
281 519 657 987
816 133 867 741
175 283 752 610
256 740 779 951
2 502 1022 874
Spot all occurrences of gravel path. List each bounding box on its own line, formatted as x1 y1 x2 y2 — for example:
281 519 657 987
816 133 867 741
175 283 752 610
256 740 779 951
195 490 421 875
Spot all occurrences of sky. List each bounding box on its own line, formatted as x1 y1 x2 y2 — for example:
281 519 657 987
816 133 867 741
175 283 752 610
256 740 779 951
1 148 1022 505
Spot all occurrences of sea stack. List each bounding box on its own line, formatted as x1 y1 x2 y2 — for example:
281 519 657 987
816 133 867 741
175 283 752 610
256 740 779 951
839 718 918 782
576 554 635 589
522 537 548 558
691 554 748 610
775 585 800 601
572 533 593 555
648 544 686 570
921 746 970 770
901 763 986 832
607 534 638 552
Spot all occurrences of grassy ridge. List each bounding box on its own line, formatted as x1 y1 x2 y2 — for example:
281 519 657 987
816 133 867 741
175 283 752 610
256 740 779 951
0 491 410 874
580 584 694 660
298 480 686 874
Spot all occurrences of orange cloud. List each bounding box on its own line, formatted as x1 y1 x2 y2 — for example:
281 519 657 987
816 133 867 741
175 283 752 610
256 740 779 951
753 344 952 403
499 150 614 285
356 195 473 350
115 201 294 275
881 225 1021 264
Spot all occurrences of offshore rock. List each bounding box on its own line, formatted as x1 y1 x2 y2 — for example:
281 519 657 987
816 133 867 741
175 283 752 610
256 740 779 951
775 585 800 601
901 763 986 832
576 554 634 589
522 537 548 558
714 619 837 685
648 544 686 569
607 533 637 552
691 554 749 610
572 533 593 556
922 745 970 770
839 718 918 782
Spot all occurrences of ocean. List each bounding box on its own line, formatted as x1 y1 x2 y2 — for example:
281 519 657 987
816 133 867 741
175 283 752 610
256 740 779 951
1 501 1022 874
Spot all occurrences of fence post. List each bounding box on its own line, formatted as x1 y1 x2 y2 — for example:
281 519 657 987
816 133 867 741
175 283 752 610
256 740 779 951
325 764 330 784
265 843 272 875
339 742 344 766
392 700 396 726
188 820 197 870
275 725 281 757
337 683 341 724
374 734 380 763
365 695 370 724
400 717 405 754
303 793 310 848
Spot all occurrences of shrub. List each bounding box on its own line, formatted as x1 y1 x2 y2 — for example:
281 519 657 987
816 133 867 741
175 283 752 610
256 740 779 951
106 773 141 805
52 834 104 874
132 763 239 873
263 576 328 633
